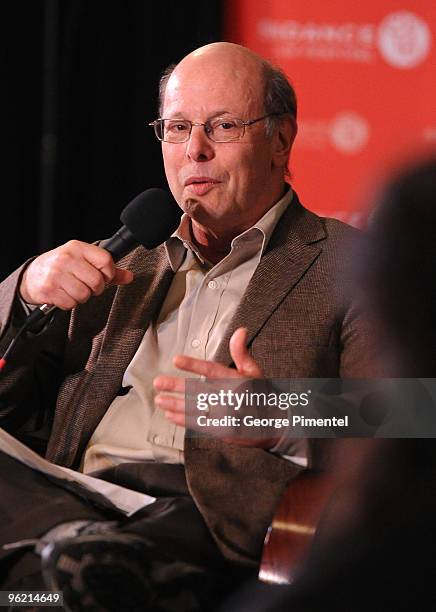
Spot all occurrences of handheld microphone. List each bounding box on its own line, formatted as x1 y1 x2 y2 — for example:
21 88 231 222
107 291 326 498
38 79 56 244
0 188 181 371
29 188 181 324
100 187 182 258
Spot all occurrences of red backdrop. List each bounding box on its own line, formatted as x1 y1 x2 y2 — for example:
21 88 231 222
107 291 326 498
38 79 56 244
225 1 436 224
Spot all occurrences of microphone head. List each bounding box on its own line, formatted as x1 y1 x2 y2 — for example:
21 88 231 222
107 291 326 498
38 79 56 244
120 188 182 249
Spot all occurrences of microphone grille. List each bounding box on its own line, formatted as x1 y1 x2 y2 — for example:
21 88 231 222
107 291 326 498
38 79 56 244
120 188 182 249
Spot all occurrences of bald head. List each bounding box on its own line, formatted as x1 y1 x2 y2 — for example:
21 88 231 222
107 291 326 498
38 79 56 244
158 42 297 131
159 44 262 117
184 41 265 62
177 42 266 83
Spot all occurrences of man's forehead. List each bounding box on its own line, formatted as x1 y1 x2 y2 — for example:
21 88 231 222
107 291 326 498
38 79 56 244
163 60 264 115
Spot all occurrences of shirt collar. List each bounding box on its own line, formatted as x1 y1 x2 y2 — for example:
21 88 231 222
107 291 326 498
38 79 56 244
165 186 293 272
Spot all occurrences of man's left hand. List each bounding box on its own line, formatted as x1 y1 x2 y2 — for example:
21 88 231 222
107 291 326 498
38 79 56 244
153 327 279 448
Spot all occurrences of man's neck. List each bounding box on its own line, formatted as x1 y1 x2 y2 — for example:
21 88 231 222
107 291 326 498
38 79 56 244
189 183 290 264
191 224 234 265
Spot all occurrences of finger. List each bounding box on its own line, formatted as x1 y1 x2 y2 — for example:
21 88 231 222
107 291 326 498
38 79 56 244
111 268 134 286
155 393 185 414
46 287 83 311
77 242 118 282
153 375 186 394
164 410 185 427
173 355 242 379
229 327 263 377
59 273 94 305
69 260 108 296
70 262 132 294
155 393 186 427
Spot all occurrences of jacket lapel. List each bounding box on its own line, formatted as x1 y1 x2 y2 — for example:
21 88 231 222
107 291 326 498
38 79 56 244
214 195 326 365
91 245 174 378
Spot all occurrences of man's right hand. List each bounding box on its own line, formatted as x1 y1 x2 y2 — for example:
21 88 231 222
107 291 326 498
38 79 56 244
19 240 134 309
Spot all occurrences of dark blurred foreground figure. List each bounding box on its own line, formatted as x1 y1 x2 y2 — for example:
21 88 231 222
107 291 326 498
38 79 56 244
223 156 436 611
367 159 436 377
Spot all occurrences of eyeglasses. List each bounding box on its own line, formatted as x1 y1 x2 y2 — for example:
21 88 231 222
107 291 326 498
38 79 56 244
148 113 282 143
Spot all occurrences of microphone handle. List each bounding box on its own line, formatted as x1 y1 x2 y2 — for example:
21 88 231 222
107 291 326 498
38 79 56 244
99 225 136 259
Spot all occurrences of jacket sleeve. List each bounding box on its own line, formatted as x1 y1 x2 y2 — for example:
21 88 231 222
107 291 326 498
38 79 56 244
0 263 70 453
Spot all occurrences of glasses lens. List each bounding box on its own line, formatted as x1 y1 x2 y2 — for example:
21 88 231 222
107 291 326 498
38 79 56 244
209 117 243 142
153 120 164 141
162 119 191 143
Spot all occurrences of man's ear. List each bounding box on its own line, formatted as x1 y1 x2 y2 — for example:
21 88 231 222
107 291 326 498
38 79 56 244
271 116 297 170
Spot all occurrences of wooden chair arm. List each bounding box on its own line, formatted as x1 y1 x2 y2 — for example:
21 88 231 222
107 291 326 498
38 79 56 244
259 471 336 585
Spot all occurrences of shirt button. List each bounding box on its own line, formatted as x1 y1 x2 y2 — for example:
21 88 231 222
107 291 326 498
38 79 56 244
208 280 218 290
191 338 201 348
154 435 161 445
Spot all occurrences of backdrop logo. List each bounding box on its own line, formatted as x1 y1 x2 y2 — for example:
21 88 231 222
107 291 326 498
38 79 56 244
258 12 432 68
258 18 375 63
377 11 431 69
299 112 370 155
329 112 370 154
423 126 436 142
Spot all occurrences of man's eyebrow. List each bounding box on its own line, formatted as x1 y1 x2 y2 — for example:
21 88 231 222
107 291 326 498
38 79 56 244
163 113 187 119
208 111 237 120
163 110 236 120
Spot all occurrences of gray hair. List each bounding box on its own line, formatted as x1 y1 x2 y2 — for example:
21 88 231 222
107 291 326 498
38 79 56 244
158 63 177 116
261 60 297 138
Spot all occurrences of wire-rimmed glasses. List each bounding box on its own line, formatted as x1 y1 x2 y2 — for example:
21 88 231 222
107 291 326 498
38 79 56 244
148 113 282 143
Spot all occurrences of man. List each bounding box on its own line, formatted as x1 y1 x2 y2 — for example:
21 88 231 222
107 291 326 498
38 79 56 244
0 42 376 608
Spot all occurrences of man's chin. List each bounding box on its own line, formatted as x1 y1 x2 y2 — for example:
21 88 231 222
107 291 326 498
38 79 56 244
182 197 240 235
183 198 217 225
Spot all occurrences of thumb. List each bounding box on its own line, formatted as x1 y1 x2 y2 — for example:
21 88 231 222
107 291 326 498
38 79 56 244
229 327 263 377
111 268 134 286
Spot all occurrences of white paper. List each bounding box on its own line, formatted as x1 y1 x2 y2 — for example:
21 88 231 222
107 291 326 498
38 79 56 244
0 427 155 516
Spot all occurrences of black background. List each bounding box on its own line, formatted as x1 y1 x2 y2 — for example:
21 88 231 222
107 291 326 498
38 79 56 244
2 0 222 279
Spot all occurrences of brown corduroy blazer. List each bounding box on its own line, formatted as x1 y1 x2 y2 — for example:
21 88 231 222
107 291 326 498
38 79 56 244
0 194 377 565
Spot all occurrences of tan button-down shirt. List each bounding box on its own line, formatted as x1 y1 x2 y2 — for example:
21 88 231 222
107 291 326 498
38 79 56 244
81 189 305 474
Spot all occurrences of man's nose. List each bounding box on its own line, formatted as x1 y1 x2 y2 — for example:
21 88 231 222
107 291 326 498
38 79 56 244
186 125 215 162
